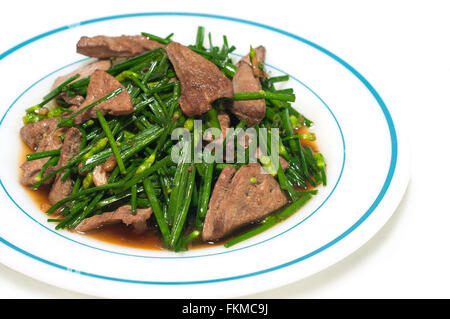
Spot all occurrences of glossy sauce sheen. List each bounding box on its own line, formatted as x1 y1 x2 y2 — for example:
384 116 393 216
296 125 319 152
20 125 319 251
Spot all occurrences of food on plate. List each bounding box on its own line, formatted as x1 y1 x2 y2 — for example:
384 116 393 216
19 27 326 251
77 35 165 58
165 41 233 116
230 45 266 126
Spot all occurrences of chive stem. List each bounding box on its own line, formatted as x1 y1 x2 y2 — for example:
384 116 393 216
233 90 295 102
26 149 60 161
143 179 170 246
96 109 126 175
58 87 123 127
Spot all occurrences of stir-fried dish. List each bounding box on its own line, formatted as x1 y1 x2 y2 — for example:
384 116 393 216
19 27 326 251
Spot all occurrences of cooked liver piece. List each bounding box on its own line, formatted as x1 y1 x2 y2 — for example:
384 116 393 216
74 69 133 124
230 46 266 126
75 205 153 234
166 42 233 116
206 165 236 216
20 127 66 187
20 117 59 151
92 165 108 187
48 127 83 204
218 112 231 139
52 60 111 89
204 111 230 143
77 35 165 58
60 93 85 106
202 162 288 241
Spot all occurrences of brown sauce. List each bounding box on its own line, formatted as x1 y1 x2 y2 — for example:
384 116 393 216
86 224 168 250
20 140 220 250
19 125 320 251
84 223 222 251
295 125 319 152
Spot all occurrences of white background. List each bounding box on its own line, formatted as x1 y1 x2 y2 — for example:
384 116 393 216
0 0 449 298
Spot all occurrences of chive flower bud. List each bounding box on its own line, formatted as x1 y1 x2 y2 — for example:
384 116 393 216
82 172 93 189
314 153 325 168
299 133 316 141
289 115 300 129
184 118 194 132
260 155 271 166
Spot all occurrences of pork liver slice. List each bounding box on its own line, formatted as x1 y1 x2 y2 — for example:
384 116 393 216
20 117 59 151
166 42 233 116
230 46 266 126
48 127 83 204
20 127 65 187
73 69 133 124
75 205 153 234
202 162 288 241
77 35 165 58
52 60 111 89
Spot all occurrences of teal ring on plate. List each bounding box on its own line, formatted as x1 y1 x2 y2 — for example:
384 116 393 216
0 12 395 285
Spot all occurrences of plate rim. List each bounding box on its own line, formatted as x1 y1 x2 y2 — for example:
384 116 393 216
0 12 403 288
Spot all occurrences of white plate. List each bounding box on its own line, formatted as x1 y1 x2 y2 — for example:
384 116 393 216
0 13 409 298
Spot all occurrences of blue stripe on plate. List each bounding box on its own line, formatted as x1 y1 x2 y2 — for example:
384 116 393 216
0 12 396 285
